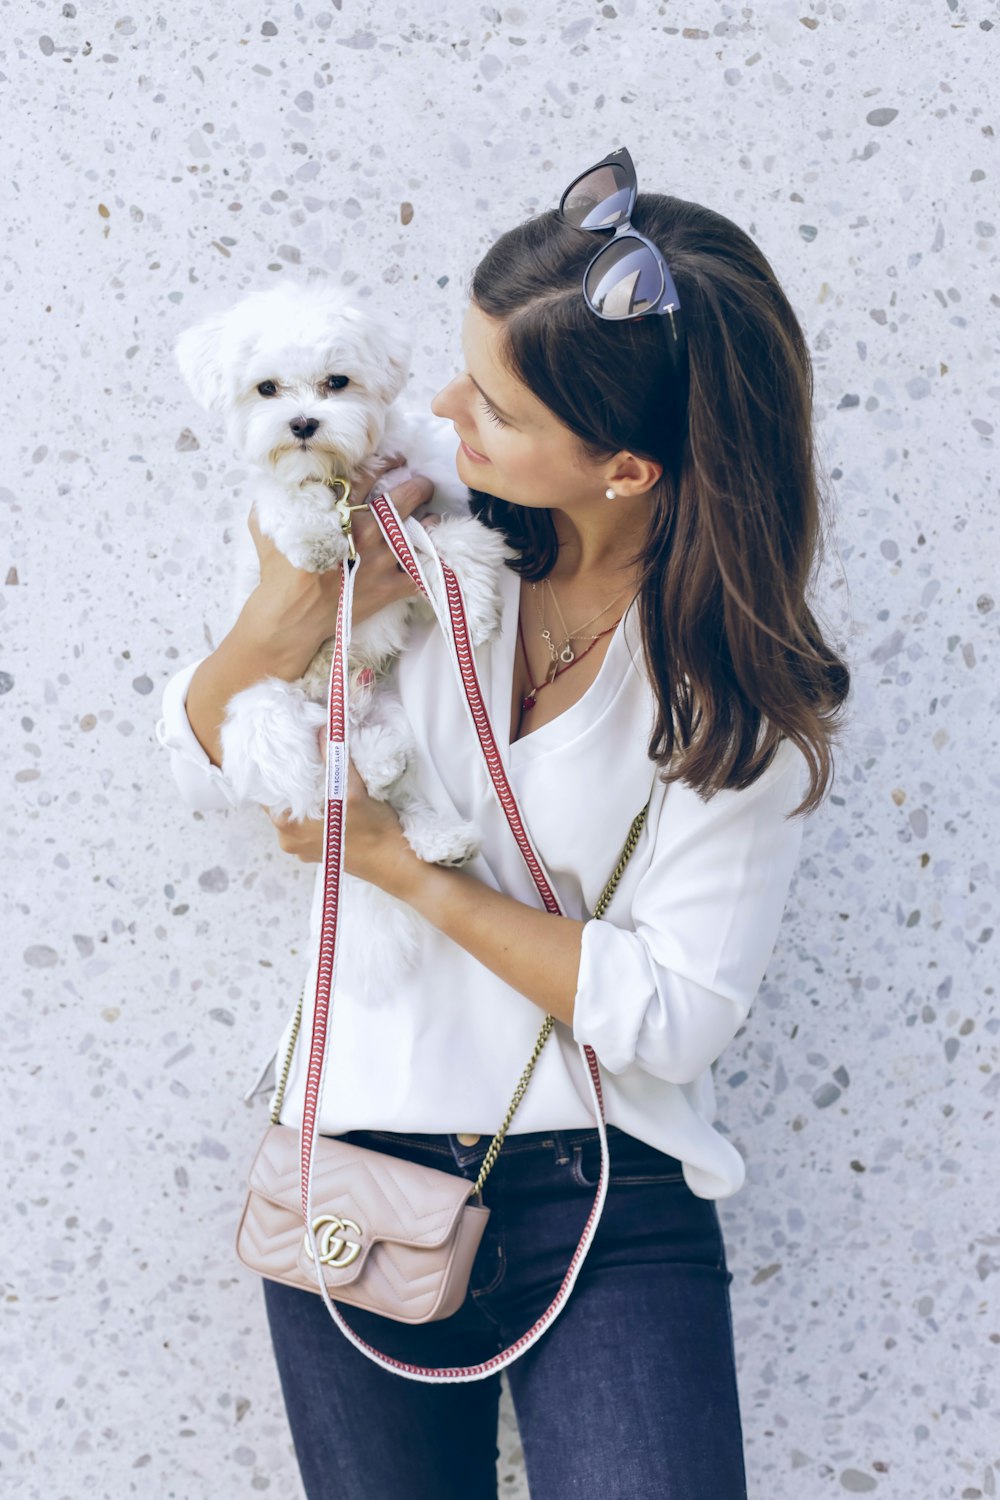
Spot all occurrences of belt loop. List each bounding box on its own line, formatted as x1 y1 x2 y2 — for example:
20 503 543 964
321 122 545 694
551 1130 570 1167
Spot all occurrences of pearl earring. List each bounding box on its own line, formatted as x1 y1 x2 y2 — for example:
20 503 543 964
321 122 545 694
605 487 617 500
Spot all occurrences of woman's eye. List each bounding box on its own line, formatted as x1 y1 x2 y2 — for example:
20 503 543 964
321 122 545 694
257 380 278 397
326 375 350 391
481 397 507 428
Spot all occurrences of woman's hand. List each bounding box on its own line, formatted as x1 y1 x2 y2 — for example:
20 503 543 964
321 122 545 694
264 804 326 863
240 458 436 678
265 732 422 898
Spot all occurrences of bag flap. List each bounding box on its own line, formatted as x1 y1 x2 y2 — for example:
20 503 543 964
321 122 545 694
247 1124 474 1250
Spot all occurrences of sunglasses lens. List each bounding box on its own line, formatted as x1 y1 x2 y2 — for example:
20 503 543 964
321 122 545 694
584 237 666 319
560 164 632 230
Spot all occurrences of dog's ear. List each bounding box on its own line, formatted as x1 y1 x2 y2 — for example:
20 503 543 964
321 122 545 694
175 313 230 411
374 322 412 405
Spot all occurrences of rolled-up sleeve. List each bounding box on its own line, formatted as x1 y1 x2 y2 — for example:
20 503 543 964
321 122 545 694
572 738 808 1084
154 657 243 812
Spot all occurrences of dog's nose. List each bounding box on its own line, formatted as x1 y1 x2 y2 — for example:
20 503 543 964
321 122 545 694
290 416 320 440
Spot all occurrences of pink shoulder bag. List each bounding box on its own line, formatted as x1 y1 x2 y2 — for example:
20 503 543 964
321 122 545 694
235 486 650 1384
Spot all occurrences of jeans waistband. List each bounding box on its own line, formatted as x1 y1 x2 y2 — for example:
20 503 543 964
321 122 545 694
342 1124 683 1174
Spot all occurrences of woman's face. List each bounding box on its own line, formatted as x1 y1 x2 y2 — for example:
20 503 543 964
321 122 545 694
430 301 614 512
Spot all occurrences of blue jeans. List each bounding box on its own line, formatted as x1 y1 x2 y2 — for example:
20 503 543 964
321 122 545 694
262 1125 748 1499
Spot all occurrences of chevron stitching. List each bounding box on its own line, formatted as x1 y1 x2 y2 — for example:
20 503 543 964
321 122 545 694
261 488 614 1382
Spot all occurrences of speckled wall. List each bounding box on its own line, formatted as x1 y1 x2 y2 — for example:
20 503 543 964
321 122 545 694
2 2 995 1496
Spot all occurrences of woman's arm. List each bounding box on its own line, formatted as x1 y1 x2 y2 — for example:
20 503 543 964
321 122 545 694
155 467 436 811
186 469 435 770
156 657 248 811
567 741 808 1081
268 757 586 1019
184 601 316 772
399 860 588 1025
271 739 808 1081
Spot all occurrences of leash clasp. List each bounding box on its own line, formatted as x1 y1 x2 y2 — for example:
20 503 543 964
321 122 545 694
323 476 368 561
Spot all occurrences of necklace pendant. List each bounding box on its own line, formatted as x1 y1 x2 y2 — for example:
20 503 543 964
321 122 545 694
559 644 575 664
545 659 560 685
521 692 536 711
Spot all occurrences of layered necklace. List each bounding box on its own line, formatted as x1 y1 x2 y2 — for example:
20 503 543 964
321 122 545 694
517 576 630 714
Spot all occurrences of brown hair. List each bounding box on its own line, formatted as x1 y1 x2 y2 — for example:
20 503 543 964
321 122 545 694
467 193 850 818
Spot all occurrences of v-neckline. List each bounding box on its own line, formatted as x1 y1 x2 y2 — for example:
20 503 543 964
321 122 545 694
492 564 635 768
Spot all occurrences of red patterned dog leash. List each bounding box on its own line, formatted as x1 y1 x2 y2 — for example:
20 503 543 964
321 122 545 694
298 491 613 1383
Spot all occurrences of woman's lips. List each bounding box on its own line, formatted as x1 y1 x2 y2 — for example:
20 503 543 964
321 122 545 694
457 433 490 463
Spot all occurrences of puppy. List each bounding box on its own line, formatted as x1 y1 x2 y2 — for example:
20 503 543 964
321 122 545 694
175 274 513 989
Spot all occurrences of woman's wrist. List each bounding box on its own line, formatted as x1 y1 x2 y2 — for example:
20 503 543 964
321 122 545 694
233 598 316 680
385 856 585 1025
386 855 473 933
236 476 435 680
237 555 404 674
236 583 340 677
185 607 321 770
184 559 409 775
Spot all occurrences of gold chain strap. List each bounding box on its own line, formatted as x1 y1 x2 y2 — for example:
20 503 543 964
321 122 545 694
268 798 651 1199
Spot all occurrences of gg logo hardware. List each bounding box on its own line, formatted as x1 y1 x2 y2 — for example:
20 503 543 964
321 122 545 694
322 476 368 561
303 1213 364 1269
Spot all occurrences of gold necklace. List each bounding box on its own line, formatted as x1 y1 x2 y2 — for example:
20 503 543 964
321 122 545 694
531 578 630 666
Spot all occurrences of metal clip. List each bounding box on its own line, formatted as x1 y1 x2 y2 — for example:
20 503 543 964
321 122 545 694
323 476 368 561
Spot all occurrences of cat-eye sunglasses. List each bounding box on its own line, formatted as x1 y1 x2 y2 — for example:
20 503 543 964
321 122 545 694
555 145 684 345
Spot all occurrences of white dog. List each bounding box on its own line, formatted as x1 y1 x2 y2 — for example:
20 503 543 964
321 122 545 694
175 274 513 988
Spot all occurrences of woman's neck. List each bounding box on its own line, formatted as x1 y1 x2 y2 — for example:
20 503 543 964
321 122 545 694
548 494 648 582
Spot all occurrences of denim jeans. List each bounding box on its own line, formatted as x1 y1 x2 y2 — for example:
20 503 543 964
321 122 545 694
262 1124 748 1500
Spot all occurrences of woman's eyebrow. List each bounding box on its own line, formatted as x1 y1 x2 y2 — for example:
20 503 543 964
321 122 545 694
468 375 518 424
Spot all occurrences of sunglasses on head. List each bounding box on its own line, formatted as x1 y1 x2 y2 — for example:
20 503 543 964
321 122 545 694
555 146 683 344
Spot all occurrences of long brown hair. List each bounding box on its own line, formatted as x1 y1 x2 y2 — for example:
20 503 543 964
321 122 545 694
467 193 850 818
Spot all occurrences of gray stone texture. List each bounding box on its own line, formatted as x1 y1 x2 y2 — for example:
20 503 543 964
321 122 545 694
1 1 995 1496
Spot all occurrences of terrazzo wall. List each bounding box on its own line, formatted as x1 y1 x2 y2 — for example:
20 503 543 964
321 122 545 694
2 1 996 1496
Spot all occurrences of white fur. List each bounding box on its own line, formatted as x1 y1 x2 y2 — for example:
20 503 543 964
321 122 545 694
175 275 514 993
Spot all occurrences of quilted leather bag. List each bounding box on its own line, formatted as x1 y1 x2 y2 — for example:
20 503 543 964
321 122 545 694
235 484 650 1382
237 1121 493 1323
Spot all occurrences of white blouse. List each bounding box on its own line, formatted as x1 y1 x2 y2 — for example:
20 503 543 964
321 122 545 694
155 529 809 1200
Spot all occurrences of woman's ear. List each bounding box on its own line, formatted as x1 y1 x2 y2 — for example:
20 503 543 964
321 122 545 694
608 453 663 496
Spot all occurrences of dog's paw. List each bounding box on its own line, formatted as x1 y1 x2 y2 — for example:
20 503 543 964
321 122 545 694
282 528 351 572
351 723 411 797
220 681 326 819
429 514 512 645
401 810 482 866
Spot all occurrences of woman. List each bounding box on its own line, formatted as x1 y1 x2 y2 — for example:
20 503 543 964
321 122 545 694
156 154 849 1499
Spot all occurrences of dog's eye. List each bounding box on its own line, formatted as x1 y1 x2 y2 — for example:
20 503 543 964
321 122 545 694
257 380 278 397
325 375 350 391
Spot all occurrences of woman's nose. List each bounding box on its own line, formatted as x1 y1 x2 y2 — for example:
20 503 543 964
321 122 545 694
430 377 461 418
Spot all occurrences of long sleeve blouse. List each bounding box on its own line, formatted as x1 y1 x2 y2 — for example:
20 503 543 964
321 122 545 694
155 522 809 1200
